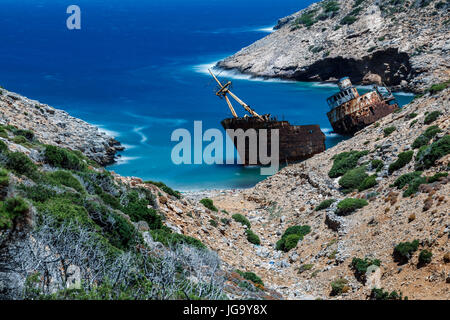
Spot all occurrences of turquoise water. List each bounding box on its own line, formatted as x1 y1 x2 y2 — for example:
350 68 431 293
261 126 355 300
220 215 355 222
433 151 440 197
0 0 414 190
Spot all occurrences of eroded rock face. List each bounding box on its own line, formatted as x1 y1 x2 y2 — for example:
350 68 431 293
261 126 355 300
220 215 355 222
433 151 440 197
218 0 449 92
0 89 123 166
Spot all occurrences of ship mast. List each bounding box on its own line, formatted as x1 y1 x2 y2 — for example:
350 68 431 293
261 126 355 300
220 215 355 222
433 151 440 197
209 69 264 120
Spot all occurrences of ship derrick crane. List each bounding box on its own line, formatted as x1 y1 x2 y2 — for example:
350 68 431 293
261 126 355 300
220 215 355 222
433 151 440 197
209 69 264 121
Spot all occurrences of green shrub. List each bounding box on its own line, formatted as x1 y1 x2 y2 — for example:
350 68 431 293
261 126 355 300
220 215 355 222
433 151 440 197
14 129 34 141
336 198 368 216
294 10 318 27
427 172 448 183
46 170 85 193
150 228 206 250
418 250 432 265
392 171 423 189
340 15 357 25
44 145 86 171
12 136 29 145
403 176 427 197
122 191 162 230
370 288 404 300
236 270 264 287
200 198 218 212
18 184 57 203
85 201 139 250
383 126 396 137
0 168 9 187
315 199 336 211
424 111 441 125
388 151 413 174
328 151 369 178
276 225 311 252
371 159 384 172
35 198 93 228
145 180 181 199
394 240 419 263
330 278 349 296
427 80 449 95
246 229 261 245
338 166 368 193
415 135 450 170
6 151 38 178
209 219 218 228
412 126 442 149
406 112 417 119
322 0 340 13
358 175 377 192
0 140 8 152
232 213 251 229
0 197 29 230
351 257 381 281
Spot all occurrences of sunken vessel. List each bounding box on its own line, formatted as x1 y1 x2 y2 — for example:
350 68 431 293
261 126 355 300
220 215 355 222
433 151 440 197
326 77 399 135
209 70 325 166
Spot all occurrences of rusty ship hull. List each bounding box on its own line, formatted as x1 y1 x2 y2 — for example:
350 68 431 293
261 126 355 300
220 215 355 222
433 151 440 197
221 117 326 166
326 77 399 135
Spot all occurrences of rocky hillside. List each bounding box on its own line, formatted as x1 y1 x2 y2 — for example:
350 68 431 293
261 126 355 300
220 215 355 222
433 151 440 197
0 88 123 166
151 84 449 300
218 0 450 92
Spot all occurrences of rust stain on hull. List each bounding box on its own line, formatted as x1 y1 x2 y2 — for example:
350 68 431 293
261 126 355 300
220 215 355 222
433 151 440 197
221 117 326 166
326 77 399 135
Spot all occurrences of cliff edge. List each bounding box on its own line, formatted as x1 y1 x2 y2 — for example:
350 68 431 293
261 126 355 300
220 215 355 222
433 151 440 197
218 0 450 92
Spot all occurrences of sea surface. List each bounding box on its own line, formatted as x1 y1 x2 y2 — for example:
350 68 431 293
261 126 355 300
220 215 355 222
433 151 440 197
0 0 413 190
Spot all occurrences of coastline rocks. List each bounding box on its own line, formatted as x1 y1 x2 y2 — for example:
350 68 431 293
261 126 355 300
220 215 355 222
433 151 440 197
0 89 123 165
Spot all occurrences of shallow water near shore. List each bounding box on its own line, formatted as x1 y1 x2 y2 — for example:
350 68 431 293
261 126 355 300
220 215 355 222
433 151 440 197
0 0 414 191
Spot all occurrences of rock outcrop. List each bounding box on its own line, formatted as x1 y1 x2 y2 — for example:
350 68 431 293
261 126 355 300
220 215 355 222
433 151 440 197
218 0 450 92
0 88 123 166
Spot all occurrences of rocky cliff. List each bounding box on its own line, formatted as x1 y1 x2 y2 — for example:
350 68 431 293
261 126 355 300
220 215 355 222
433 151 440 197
218 0 450 92
0 88 123 166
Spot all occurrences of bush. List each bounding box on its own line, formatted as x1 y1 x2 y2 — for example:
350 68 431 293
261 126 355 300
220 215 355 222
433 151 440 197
415 135 450 170
394 240 419 263
383 126 396 137
371 159 384 172
0 197 29 230
328 151 369 178
331 278 349 296
122 191 162 230
403 176 427 197
232 213 251 229
388 151 413 174
315 199 336 211
412 126 442 149
145 180 181 199
0 140 8 152
427 80 450 95
46 170 85 193
6 151 38 178
0 168 9 187
351 257 381 281
418 250 432 265
85 201 139 250
14 129 34 141
358 175 377 192
427 172 448 183
294 11 318 27
424 111 441 125
370 288 403 300
209 219 218 228
392 171 422 189
336 198 368 216
200 198 218 212
340 15 357 25
35 198 93 228
276 225 311 252
245 229 261 245
150 228 206 250
322 0 340 13
236 270 264 287
338 166 368 193
44 145 86 171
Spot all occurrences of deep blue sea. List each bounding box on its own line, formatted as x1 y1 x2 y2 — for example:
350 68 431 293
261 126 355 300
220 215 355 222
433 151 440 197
0 0 413 190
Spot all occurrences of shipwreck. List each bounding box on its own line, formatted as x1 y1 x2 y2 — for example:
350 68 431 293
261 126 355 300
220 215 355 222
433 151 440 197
209 69 325 166
326 77 399 135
